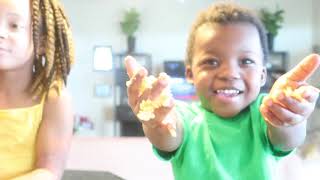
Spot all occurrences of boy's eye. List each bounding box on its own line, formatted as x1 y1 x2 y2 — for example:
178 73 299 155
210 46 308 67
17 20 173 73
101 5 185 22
203 58 219 67
240 58 255 65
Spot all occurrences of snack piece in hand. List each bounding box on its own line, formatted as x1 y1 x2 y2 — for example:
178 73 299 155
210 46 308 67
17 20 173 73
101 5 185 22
126 72 176 137
266 54 320 126
137 73 172 121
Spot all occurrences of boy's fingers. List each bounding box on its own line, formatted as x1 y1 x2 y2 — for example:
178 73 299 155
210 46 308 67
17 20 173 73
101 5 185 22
152 103 175 124
269 102 304 125
124 56 141 78
140 105 173 128
271 92 303 114
298 86 320 103
260 105 283 127
127 70 147 108
149 73 170 101
285 54 320 82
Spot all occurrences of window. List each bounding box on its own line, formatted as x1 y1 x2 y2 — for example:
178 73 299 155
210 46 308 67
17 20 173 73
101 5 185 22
93 46 113 71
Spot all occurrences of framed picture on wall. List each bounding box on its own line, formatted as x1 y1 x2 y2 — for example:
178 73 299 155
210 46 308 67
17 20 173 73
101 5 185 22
94 84 112 98
93 46 113 71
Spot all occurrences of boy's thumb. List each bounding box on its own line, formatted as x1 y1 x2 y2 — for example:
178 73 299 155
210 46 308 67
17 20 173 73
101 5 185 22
125 56 140 78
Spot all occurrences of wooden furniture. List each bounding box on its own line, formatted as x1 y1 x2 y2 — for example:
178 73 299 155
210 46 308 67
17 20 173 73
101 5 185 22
262 51 288 93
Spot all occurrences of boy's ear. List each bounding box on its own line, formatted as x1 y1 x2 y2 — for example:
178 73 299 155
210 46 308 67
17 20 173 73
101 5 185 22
185 65 194 84
260 67 267 87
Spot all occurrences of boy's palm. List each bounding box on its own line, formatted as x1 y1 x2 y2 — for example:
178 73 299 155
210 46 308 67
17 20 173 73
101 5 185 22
260 54 320 126
125 56 176 131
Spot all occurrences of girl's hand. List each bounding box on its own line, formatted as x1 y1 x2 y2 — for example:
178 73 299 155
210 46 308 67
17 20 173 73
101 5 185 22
125 56 176 136
260 54 320 127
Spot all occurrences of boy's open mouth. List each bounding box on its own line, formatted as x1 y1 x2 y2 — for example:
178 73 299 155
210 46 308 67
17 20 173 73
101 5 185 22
214 88 244 97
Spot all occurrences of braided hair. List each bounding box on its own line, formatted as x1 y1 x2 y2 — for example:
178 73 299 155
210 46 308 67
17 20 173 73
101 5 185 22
30 0 74 98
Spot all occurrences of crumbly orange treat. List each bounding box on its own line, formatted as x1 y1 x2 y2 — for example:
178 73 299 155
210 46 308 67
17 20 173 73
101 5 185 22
281 86 320 102
283 87 304 102
271 86 319 126
126 72 176 136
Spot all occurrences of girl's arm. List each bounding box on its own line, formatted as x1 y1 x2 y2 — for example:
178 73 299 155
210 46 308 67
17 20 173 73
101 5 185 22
10 169 56 180
12 87 74 180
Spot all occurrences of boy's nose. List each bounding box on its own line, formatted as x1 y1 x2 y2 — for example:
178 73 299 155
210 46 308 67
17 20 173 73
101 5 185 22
218 63 241 81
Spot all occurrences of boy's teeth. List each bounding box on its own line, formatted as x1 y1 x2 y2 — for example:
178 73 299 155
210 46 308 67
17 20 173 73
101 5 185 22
216 89 240 94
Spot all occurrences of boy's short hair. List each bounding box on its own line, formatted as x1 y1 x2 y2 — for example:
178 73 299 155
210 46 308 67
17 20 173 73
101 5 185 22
185 2 268 66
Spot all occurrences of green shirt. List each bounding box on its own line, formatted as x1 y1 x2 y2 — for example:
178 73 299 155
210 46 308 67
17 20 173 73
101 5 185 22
154 94 290 180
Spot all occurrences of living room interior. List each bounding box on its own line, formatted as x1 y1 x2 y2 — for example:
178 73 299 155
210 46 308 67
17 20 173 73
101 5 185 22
61 0 320 179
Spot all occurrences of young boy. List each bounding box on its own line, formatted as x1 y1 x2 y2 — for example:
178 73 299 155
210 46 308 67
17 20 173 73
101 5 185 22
125 2 319 180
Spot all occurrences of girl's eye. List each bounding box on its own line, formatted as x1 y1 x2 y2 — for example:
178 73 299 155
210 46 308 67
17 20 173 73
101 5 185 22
9 22 24 31
240 58 255 65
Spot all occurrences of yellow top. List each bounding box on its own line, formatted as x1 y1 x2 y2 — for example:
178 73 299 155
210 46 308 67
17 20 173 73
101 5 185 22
0 101 44 179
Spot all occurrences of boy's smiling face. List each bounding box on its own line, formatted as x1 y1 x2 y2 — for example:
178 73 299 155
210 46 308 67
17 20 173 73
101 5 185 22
186 23 267 118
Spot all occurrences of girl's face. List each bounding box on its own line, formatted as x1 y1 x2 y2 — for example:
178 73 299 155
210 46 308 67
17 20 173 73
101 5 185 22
0 0 33 71
186 23 267 118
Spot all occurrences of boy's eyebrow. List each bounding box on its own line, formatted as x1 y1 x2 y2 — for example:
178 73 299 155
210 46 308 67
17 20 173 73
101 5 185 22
239 49 262 56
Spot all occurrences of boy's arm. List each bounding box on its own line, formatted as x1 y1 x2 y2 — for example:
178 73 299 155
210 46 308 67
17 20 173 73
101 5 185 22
266 120 307 152
260 54 320 152
142 110 184 152
12 88 74 180
265 110 307 152
125 56 183 152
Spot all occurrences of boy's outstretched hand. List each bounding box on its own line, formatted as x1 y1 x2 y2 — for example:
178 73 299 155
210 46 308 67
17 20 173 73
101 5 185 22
260 54 320 127
125 56 177 137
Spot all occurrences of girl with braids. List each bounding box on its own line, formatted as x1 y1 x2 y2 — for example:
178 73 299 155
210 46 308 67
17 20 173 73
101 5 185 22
125 2 320 180
0 0 74 179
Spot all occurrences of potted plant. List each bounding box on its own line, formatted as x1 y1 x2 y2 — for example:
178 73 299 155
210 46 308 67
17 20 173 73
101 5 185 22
259 7 285 51
120 8 140 53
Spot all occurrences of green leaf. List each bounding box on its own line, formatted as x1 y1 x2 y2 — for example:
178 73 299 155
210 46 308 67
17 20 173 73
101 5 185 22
120 8 140 37
259 7 285 36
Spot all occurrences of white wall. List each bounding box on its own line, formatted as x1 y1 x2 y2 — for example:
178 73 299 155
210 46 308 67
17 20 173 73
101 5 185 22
62 0 214 136
61 0 318 136
310 0 320 131
313 0 320 45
